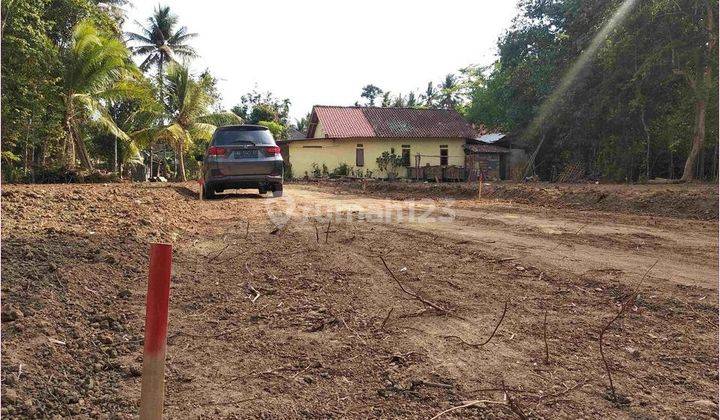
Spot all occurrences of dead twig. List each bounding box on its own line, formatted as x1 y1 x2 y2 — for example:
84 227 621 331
503 381 528 420
208 243 231 262
314 222 320 243
325 219 332 244
202 396 260 406
534 380 589 403
380 307 394 330
229 365 293 382
599 259 658 403
543 304 549 364
443 299 509 348
430 399 507 420
245 282 261 303
379 256 448 313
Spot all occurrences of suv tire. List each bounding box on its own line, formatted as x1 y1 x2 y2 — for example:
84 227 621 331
202 184 216 199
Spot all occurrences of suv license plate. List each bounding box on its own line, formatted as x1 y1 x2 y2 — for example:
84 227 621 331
233 149 257 159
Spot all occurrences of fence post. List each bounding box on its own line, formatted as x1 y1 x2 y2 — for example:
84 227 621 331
139 243 173 420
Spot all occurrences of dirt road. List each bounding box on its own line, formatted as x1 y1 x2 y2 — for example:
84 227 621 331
2 183 717 418
286 187 718 289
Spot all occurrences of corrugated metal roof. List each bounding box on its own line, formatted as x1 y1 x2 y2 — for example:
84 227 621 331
309 106 475 139
475 133 506 143
465 143 511 154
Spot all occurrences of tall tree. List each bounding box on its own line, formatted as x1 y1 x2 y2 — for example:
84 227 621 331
126 5 197 101
133 62 240 181
232 88 291 125
60 20 143 169
360 84 383 106
421 81 437 107
465 0 718 182
438 73 460 109
406 91 418 107
670 1 717 181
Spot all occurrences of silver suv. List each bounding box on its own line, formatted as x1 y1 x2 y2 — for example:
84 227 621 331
200 125 283 199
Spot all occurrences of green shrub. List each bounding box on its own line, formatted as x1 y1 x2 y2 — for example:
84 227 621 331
376 151 403 179
331 163 351 177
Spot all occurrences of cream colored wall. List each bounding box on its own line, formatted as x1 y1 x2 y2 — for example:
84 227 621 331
313 122 325 139
288 137 466 178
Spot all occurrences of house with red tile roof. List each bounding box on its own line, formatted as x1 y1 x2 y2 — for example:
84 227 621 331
279 105 510 179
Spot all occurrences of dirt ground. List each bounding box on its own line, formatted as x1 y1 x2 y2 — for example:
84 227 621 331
1 181 718 418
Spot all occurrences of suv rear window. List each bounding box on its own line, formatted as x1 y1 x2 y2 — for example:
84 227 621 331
213 128 275 145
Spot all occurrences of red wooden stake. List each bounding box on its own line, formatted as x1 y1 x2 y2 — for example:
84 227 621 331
139 243 172 420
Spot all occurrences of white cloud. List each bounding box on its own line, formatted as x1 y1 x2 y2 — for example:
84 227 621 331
125 0 518 121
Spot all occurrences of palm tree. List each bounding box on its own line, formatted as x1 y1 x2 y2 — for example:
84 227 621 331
421 81 438 108
61 20 145 170
133 63 241 181
125 5 197 99
439 74 460 109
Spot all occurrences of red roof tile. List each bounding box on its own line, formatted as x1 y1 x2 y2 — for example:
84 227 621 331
362 107 476 138
312 106 375 138
308 106 475 139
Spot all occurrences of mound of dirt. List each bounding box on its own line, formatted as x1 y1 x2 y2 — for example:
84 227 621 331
305 180 718 220
2 183 717 418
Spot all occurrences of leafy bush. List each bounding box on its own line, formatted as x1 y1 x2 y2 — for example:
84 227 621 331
258 120 288 140
376 151 403 179
331 163 351 177
311 163 321 178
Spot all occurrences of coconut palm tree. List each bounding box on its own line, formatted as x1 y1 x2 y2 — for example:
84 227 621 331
133 63 241 181
125 5 197 99
421 81 438 108
438 74 460 109
61 20 146 170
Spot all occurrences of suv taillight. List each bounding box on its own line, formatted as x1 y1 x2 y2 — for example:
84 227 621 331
264 146 281 155
208 146 226 156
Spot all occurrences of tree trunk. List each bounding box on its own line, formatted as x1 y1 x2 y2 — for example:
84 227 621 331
640 108 651 180
72 122 93 170
149 143 153 181
64 111 76 169
177 144 187 182
680 96 707 181
680 3 714 182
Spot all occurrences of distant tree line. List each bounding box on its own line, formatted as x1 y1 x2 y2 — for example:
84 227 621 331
466 0 718 182
357 0 717 182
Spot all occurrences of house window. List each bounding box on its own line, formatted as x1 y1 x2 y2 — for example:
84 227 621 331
401 145 411 167
356 144 364 167
440 145 448 166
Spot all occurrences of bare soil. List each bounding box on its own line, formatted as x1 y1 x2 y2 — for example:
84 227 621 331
305 179 719 221
1 182 718 419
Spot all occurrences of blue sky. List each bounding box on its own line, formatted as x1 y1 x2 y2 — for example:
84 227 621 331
125 1 518 121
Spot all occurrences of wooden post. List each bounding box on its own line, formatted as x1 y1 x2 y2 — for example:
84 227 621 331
198 179 203 201
139 243 173 420
478 170 484 199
